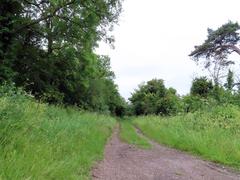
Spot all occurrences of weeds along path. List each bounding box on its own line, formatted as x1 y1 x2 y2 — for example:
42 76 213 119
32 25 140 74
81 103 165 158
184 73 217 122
92 124 240 180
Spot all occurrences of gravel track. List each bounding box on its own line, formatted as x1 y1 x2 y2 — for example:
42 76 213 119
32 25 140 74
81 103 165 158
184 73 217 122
92 125 240 180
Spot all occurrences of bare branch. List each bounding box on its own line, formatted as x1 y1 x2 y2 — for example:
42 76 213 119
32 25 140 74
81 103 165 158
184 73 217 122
221 45 240 55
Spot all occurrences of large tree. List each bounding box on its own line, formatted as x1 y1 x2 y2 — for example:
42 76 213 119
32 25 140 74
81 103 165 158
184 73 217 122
189 21 240 85
189 21 240 59
0 0 125 114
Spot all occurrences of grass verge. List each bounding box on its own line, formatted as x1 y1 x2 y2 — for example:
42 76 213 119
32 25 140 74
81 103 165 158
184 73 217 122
119 120 151 149
0 94 116 179
132 105 240 169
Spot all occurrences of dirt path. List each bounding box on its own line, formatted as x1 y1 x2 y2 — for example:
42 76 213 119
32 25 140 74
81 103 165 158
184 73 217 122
92 125 240 180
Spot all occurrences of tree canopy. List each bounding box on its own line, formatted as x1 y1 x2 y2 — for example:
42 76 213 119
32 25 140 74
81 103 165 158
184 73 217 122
129 79 180 115
189 21 240 86
189 21 240 60
190 77 213 98
0 0 125 115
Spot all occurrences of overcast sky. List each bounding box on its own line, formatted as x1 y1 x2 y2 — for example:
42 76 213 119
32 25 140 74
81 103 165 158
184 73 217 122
97 0 240 100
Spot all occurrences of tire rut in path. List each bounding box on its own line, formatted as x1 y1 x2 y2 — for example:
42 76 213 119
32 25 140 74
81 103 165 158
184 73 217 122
92 124 240 180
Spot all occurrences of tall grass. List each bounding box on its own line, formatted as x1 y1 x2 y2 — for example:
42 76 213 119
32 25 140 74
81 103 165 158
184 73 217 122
119 120 151 149
132 105 240 169
0 93 116 179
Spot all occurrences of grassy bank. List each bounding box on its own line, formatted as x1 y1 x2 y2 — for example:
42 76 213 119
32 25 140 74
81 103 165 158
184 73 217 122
132 105 240 169
119 120 151 149
0 94 116 179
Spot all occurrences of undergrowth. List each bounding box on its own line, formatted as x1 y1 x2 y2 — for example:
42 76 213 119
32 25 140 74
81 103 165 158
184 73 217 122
132 105 240 169
0 90 115 179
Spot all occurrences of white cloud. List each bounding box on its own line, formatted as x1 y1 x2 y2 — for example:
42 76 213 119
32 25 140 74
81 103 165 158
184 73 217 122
97 0 240 99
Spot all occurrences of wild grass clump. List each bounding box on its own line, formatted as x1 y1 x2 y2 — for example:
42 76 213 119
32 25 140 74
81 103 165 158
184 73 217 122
119 120 151 149
0 86 116 179
132 105 240 169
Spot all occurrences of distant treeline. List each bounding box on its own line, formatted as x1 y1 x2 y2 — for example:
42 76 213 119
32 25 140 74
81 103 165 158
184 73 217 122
128 76 240 116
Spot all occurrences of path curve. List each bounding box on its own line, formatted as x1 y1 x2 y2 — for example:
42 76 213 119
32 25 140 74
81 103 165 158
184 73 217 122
92 125 240 180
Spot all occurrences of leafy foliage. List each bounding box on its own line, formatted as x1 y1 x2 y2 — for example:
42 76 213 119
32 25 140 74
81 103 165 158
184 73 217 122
0 0 125 115
190 21 240 60
224 70 234 91
129 79 181 115
182 95 209 113
189 22 240 86
190 77 213 98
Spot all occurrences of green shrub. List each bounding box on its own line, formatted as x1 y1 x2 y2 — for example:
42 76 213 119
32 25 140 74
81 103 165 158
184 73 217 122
190 76 213 97
129 79 181 115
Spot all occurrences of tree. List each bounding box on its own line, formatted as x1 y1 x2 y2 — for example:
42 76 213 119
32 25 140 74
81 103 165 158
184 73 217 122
84 55 126 115
0 0 24 81
190 77 213 98
0 0 125 115
190 21 240 60
189 22 239 85
129 79 180 115
224 70 234 91
205 55 234 86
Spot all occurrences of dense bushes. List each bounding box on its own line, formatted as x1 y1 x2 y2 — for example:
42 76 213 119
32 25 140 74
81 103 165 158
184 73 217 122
128 78 218 116
190 77 213 97
128 77 240 116
0 1 125 115
129 79 181 115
